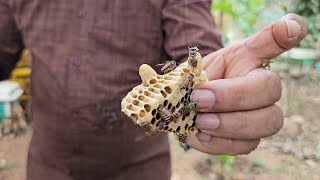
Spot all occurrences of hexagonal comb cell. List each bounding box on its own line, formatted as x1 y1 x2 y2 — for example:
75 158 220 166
121 47 208 143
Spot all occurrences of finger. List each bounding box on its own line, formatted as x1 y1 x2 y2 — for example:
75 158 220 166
188 134 260 155
196 104 284 140
201 14 307 79
191 68 281 112
243 13 307 61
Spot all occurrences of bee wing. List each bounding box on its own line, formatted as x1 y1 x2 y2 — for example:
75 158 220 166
156 63 165 66
160 107 171 116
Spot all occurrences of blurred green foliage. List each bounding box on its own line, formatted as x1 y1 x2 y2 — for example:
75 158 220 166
286 0 320 49
211 0 265 36
211 0 320 49
290 0 319 16
217 155 235 174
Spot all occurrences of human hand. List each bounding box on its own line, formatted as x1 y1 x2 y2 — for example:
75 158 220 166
188 13 307 155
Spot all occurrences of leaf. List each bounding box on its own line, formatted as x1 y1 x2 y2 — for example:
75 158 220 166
218 155 235 173
211 0 236 17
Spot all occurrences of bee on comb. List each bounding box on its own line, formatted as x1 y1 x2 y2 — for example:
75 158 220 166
188 46 199 67
121 46 208 144
156 60 178 74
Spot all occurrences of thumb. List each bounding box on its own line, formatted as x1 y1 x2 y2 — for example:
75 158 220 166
201 13 307 80
243 13 307 61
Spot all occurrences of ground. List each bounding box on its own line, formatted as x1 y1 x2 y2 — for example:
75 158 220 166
0 70 319 180
0 132 30 180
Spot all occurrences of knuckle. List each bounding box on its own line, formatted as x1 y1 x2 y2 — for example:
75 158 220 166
264 71 282 103
233 86 246 108
232 112 249 134
268 105 284 134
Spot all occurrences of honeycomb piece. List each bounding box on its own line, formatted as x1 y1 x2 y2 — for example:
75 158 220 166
121 47 208 143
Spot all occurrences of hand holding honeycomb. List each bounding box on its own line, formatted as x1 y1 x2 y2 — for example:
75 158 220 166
121 47 207 143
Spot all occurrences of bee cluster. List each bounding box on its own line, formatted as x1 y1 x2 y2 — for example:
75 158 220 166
121 46 207 143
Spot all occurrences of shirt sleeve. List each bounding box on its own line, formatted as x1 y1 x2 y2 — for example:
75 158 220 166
162 0 223 62
0 1 24 80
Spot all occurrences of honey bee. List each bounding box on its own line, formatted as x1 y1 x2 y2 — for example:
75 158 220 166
188 46 199 57
262 60 274 70
188 46 199 68
170 102 197 121
156 60 177 74
180 73 194 89
142 123 156 136
159 106 172 122
178 102 197 116
159 102 197 123
176 132 188 143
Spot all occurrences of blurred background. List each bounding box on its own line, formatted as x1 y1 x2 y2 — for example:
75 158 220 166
0 0 319 179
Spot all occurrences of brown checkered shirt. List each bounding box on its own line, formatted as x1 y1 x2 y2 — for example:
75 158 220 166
0 0 222 179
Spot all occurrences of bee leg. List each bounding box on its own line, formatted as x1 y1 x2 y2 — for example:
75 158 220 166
176 132 188 143
155 63 165 66
262 60 274 70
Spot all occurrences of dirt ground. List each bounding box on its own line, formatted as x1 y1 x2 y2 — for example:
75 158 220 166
0 70 319 180
0 131 30 180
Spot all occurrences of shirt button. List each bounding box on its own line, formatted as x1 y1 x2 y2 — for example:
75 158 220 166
71 59 81 67
78 10 87 18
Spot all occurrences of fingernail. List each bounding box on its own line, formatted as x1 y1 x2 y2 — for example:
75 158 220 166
191 89 215 109
196 132 211 142
197 113 220 130
283 19 301 38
